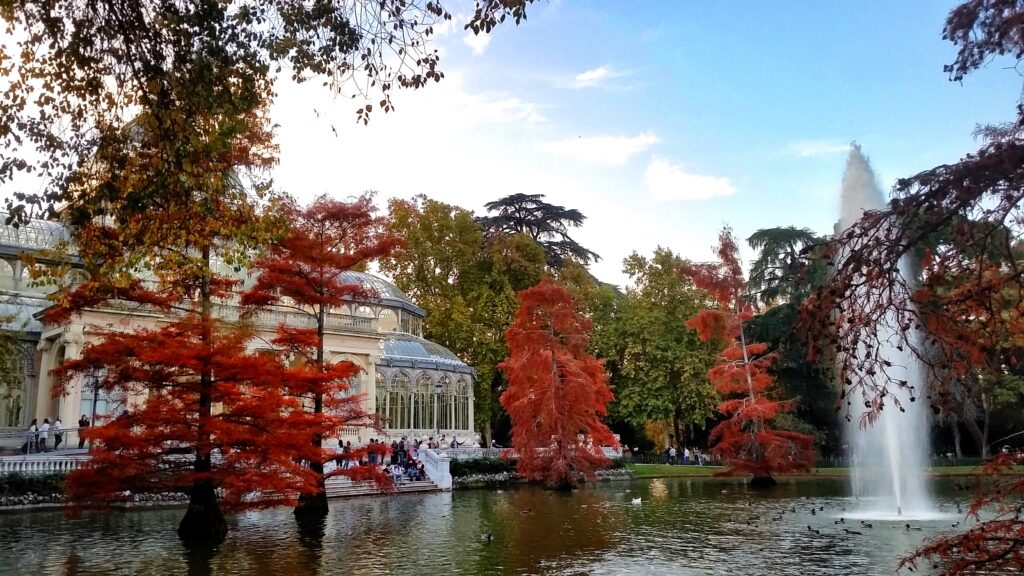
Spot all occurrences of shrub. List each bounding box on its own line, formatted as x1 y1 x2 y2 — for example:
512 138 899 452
0 473 66 496
449 457 517 478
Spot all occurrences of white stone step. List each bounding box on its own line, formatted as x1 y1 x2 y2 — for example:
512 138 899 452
324 479 439 498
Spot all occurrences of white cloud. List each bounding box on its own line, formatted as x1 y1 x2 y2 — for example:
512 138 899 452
785 139 851 158
463 32 491 55
536 131 658 165
643 158 735 201
574 65 625 88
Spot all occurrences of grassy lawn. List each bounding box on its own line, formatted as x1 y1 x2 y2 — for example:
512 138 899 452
626 464 721 478
626 463 1019 479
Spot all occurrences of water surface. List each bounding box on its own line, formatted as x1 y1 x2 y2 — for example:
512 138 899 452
0 477 977 576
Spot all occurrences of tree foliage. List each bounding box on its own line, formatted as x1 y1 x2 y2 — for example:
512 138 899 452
682 228 813 485
800 2 1024 571
499 277 616 489
744 227 837 454
479 193 600 268
381 195 545 441
612 248 720 446
0 0 536 220
43 89 312 546
746 227 826 309
242 193 401 517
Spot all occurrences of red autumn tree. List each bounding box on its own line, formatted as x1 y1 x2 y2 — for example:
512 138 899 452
47 103 351 544
242 193 402 518
681 228 814 487
499 277 617 489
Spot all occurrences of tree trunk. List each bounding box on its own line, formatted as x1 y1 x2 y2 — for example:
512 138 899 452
962 414 985 458
295 304 329 519
672 412 683 454
180 243 227 545
952 421 962 459
981 392 991 459
178 480 227 545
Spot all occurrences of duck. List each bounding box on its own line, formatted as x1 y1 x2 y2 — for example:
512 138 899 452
631 497 642 505
481 533 493 543
834 518 845 525
807 525 820 534
951 522 960 528
810 508 816 516
905 523 923 531
843 528 863 536
860 521 873 529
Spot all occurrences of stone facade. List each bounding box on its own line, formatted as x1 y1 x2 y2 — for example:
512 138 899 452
0 217 476 447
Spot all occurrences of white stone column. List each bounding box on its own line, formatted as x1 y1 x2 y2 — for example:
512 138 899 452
366 354 379 416
33 339 53 422
56 331 84 425
468 375 475 439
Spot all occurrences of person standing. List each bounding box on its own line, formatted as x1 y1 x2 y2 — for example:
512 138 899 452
38 418 50 452
53 418 63 450
77 414 90 449
683 446 691 465
26 419 38 454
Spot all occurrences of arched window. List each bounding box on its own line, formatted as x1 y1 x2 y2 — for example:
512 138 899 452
437 375 453 430
455 377 472 431
387 372 411 430
377 308 396 332
413 373 433 430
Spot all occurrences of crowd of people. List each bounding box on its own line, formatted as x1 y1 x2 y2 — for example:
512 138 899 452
335 435 472 485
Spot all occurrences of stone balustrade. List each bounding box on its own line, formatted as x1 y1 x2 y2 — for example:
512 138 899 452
0 454 86 475
418 448 452 490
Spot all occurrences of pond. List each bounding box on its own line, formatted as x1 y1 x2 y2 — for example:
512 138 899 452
0 477 976 576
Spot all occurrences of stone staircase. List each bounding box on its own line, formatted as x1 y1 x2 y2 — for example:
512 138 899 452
324 477 440 499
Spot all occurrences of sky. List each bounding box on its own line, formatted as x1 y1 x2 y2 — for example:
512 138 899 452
8 2 1019 288
270 1 1022 287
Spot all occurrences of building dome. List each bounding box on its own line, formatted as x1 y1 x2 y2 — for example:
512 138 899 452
378 332 473 375
338 270 424 317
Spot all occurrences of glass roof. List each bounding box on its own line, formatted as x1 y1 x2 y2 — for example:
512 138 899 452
379 332 469 368
0 215 70 250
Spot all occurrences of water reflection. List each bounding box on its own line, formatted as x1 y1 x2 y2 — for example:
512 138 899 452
0 478 971 576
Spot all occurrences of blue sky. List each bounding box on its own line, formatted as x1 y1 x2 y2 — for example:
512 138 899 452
271 1 1021 286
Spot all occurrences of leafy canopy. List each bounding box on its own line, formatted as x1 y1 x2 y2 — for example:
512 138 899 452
499 277 616 488
682 228 814 482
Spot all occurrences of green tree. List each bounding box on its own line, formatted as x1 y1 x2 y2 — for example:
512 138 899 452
611 248 720 448
744 227 836 454
746 227 826 310
380 195 545 443
479 194 600 268
0 0 538 220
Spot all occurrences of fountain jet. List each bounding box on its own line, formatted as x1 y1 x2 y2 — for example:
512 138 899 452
837 145 936 520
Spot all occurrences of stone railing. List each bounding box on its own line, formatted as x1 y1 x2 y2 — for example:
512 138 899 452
0 454 85 476
418 448 452 490
445 447 504 460
444 446 620 460
96 300 378 334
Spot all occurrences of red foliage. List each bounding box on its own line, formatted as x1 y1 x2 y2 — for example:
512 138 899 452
681 228 814 482
242 193 403 312
498 277 617 489
54 315 345 511
242 193 403 508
